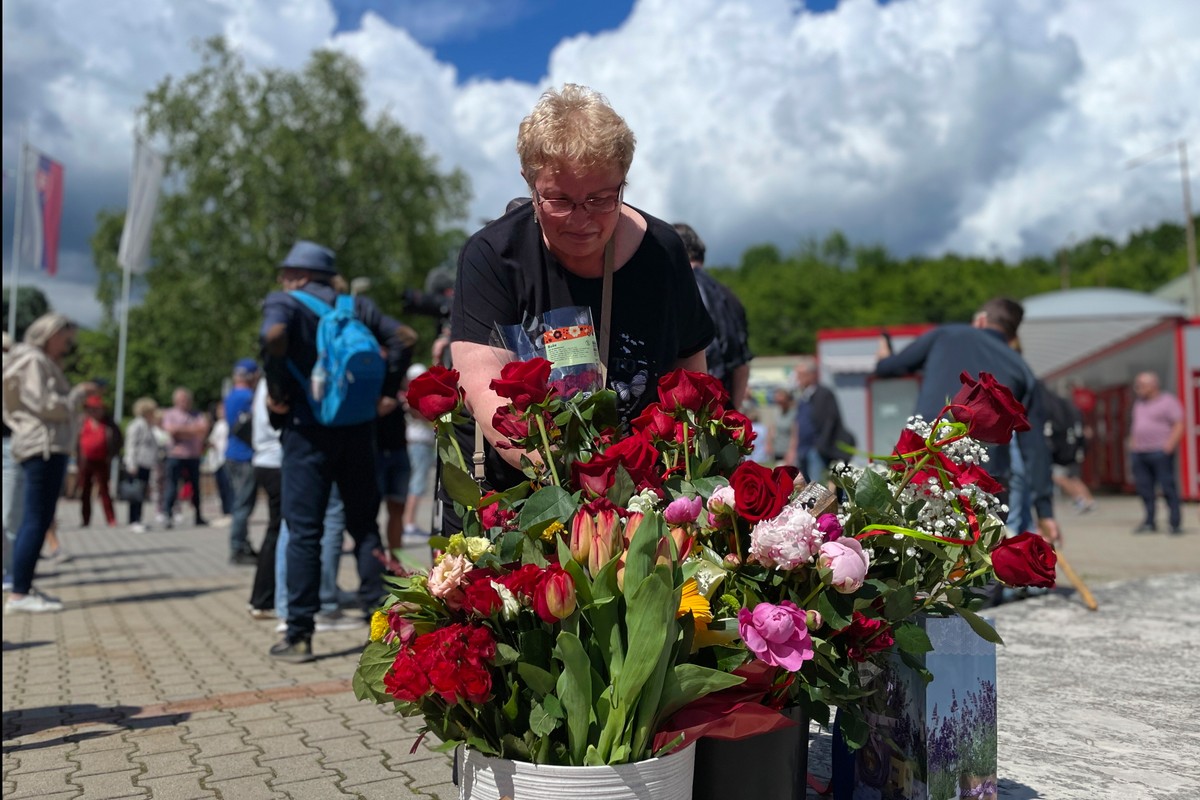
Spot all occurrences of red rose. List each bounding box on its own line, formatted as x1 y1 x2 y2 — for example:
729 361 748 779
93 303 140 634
729 461 794 523
465 625 497 663
839 612 895 662
990 532 1057 588
692 372 731 411
658 369 706 412
406 365 462 422
716 408 756 448
491 406 531 445
479 492 516 530
604 433 663 490
955 464 1005 496
490 357 555 412
949 371 1031 444
572 452 619 496
456 663 493 704
462 574 503 617
497 563 543 599
631 402 679 442
383 650 430 702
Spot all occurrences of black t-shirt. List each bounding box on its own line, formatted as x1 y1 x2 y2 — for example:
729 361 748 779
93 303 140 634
447 202 714 498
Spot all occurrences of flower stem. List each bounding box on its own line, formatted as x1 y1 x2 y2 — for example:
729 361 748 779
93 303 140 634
534 412 561 487
682 420 693 482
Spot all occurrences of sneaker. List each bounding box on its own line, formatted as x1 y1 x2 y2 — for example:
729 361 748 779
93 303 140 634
275 620 288 634
247 606 274 620
1 575 12 592
5 591 64 614
269 637 314 663
43 549 72 565
403 525 430 540
194 517 209 527
230 551 259 566
130 523 146 534
1170 525 1184 535
1133 523 1157 534
314 610 367 632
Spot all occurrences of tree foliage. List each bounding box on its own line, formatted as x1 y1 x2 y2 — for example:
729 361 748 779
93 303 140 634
91 38 469 414
1 286 51 342
710 218 1196 356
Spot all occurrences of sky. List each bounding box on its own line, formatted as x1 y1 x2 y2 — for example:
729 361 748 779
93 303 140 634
2 0 1198 329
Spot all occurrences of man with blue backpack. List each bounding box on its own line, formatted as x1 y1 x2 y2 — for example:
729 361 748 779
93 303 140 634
260 240 414 663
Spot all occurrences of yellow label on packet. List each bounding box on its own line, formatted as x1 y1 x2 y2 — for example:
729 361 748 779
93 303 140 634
543 325 600 368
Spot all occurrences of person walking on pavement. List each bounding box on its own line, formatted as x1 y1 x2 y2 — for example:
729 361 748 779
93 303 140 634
401 363 437 541
2 313 97 613
3 332 23 591
260 240 413 662
161 387 209 528
874 296 1061 546
76 394 121 527
225 358 261 564
123 397 160 532
1129 371 1184 535
673 222 753 409
785 357 855 485
247 377 282 619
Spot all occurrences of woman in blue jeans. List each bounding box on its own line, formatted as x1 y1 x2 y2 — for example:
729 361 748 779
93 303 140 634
1 314 96 613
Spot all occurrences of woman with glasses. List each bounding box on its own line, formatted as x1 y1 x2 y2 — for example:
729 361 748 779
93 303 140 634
447 83 714 523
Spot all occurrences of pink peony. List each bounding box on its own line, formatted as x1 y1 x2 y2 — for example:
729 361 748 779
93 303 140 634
664 496 703 525
818 538 870 594
707 485 736 515
747 504 821 570
737 601 814 671
816 513 843 542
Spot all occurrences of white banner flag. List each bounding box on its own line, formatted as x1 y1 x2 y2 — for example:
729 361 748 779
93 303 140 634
116 139 165 274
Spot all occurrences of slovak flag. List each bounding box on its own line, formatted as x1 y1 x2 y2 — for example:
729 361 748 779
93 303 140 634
19 146 65 277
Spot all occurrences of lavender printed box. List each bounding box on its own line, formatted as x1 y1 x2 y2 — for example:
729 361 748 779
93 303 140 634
849 614 997 800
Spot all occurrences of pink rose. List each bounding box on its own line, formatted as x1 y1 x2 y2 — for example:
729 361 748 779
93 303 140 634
737 601 814 672
428 554 471 599
707 485 736 515
818 538 870 594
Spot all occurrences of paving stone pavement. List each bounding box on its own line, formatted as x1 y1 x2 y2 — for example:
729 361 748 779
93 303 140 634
3 494 1198 798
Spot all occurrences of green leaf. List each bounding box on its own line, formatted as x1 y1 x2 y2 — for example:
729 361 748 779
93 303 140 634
554 631 594 765
893 621 933 654
441 462 482 508
884 583 917 621
517 485 576 538
353 641 398 702
494 642 520 666
516 662 557 697
622 512 665 602
853 468 894 513
816 589 854 631
606 465 636 508
529 699 562 737
656 663 746 724
838 709 871 750
954 606 1004 645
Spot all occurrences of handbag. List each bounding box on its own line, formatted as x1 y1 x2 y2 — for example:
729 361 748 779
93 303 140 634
117 474 146 504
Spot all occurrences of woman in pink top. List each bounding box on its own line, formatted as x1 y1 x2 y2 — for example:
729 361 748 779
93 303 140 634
1128 371 1184 535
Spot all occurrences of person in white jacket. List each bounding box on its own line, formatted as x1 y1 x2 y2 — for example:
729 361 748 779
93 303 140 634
123 397 162 532
1 314 96 613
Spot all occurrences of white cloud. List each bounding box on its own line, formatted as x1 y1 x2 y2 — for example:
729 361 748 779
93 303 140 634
3 0 1198 328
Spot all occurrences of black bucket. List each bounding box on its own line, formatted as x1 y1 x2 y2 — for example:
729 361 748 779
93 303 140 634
692 706 809 800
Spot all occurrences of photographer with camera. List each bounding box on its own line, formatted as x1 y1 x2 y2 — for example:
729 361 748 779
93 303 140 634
403 265 456 368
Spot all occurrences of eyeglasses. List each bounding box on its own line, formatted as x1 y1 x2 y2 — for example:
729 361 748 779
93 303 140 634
532 185 623 218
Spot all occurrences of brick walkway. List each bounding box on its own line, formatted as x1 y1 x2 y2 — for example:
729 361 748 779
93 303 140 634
3 494 1198 798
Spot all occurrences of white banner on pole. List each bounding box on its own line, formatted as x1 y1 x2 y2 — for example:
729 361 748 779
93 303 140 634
116 139 165 274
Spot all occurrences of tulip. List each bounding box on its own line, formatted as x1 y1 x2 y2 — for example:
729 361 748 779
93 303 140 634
570 513 594 565
535 566 577 623
669 526 695 562
623 511 645 548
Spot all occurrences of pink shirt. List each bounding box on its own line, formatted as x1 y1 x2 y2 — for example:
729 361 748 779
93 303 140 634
161 407 206 459
1130 392 1183 453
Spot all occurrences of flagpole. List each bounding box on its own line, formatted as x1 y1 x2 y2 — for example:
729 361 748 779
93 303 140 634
114 247 133 425
7 139 27 340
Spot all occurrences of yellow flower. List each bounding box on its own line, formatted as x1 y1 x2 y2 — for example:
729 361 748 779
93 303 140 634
369 611 388 643
445 533 468 556
465 536 492 561
677 578 713 625
542 520 565 542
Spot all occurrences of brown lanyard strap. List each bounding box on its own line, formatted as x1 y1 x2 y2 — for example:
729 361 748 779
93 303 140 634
598 237 614 386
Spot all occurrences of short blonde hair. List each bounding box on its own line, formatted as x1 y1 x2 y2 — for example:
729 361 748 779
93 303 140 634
517 84 636 187
132 397 158 417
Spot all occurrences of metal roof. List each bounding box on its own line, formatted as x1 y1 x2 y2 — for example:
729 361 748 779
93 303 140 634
1020 289 1184 376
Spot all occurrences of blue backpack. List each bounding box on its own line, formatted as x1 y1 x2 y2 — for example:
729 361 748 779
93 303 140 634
287 290 385 427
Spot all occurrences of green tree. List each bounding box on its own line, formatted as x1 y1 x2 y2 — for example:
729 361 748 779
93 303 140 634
92 38 470 413
1 286 51 341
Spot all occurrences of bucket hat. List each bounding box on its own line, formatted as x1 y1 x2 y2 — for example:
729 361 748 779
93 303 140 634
279 241 335 273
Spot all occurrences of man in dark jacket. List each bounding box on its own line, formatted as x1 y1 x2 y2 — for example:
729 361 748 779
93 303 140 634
785 357 854 483
873 296 1060 545
260 240 413 662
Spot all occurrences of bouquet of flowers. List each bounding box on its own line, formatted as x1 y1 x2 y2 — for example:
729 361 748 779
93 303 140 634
354 358 1058 760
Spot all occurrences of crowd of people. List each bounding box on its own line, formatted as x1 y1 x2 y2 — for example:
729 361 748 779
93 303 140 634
1 83 1189 649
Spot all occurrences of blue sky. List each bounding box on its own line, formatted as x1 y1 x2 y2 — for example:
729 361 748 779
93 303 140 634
330 0 846 83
